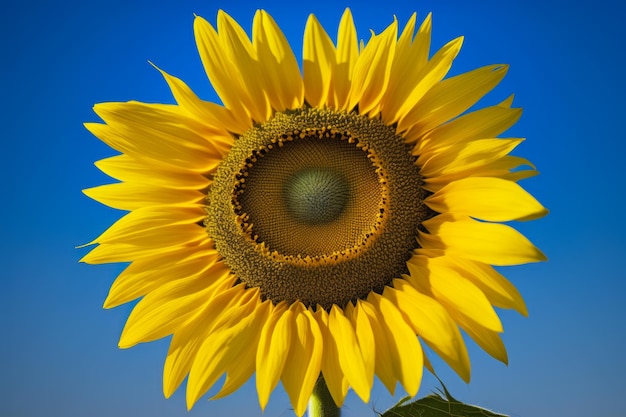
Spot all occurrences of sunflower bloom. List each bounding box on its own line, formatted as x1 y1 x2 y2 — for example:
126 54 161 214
82 9 547 416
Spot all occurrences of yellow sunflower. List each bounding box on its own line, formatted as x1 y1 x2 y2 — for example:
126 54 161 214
82 9 547 417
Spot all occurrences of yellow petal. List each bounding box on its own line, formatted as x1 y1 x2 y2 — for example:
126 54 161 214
162 277 241 397
212 300 272 399
502 168 539 182
419 214 547 265
499 94 515 107
281 303 323 417
80 236 204 264
409 12 433 71
389 35 463 127
94 154 210 190
412 104 522 151
303 14 335 108
426 177 548 222
255 302 291 410
79 215 209 264
450 311 508 364
217 10 272 122
85 206 205 247
418 138 524 178
104 246 219 308
421 154 538 192
91 102 223 171
350 301 375 390
368 293 423 396
357 300 396 394
186 290 264 409
119 264 233 348
379 12 418 123
445 257 528 316
328 306 371 402
332 8 358 110
253 10 304 111
387 279 470 382
313 307 348 407
403 64 509 134
396 13 418 54
348 19 397 115
83 182 203 211
193 15 252 124
153 63 248 134
406 256 502 332
372 12 418 119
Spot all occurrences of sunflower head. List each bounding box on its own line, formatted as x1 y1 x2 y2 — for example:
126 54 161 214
206 107 433 309
82 8 546 417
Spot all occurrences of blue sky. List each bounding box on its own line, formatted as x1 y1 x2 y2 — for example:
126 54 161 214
1 0 624 416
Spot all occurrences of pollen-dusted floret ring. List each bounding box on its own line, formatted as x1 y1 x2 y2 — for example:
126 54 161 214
206 107 431 309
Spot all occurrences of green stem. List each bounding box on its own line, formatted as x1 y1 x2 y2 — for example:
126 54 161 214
308 376 341 417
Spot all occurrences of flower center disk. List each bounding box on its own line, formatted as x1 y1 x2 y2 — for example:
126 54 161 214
207 108 430 309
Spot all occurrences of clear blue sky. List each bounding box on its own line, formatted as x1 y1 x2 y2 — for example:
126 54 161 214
1 1 624 416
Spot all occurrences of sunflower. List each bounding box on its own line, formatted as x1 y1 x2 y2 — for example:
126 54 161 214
82 9 547 417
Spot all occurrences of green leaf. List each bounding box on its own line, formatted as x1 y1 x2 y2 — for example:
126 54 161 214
379 382 508 417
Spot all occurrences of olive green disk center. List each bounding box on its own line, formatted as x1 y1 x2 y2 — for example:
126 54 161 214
284 168 349 225
206 107 430 309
